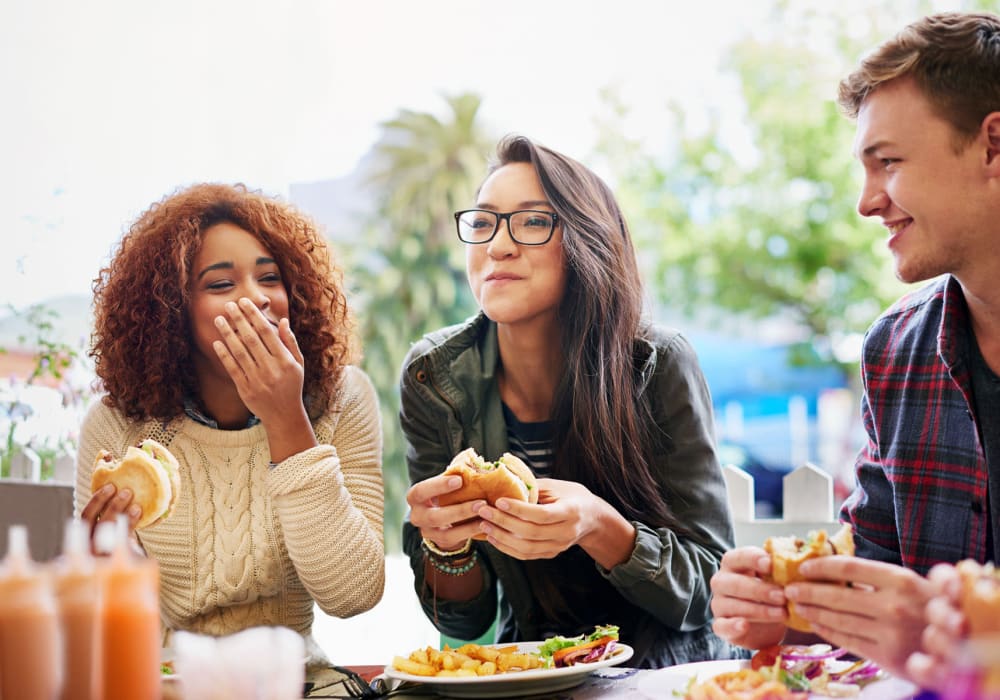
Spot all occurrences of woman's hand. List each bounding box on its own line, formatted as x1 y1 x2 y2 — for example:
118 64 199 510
79 484 143 553
406 473 486 552
212 298 306 424
710 547 789 650
212 298 317 462
474 478 635 568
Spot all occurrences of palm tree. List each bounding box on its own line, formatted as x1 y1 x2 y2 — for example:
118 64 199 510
348 93 495 552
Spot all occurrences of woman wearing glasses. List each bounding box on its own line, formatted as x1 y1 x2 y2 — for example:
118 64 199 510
400 135 738 667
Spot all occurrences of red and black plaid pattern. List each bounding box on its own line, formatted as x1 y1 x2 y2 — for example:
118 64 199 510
841 275 989 574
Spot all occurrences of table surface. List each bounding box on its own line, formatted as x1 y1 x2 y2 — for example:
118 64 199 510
341 666 927 700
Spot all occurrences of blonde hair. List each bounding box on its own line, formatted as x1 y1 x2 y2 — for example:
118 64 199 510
838 11 1000 146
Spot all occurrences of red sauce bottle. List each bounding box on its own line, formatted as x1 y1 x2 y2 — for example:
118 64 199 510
0 524 63 699
96 517 161 700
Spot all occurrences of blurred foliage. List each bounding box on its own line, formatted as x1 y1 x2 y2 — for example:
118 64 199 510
593 0 1000 371
344 1 1000 551
1 303 82 478
344 94 495 551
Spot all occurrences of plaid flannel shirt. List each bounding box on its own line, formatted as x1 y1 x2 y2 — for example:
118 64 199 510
841 275 990 573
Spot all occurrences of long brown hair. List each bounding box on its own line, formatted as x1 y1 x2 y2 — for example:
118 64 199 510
838 11 1000 148
489 135 678 528
91 182 355 421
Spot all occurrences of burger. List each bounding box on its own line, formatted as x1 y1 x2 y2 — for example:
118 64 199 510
764 523 855 632
437 448 538 539
956 560 1000 692
957 560 1000 637
91 439 181 529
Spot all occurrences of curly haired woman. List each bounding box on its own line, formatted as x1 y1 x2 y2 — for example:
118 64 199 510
75 183 384 671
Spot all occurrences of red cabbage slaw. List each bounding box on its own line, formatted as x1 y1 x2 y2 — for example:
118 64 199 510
756 644 883 695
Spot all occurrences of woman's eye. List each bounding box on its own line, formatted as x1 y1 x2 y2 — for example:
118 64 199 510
206 280 233 291
524 216 551 228
260 273 282 284
881 158 900 168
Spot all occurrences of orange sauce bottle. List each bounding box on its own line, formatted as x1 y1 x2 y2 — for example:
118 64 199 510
54 518 102 700
0 524 63 699
97 517 161 700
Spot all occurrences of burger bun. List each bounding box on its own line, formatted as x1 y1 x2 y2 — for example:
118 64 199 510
91 439 181 530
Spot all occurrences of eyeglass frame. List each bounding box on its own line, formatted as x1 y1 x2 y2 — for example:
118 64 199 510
453 209 560 246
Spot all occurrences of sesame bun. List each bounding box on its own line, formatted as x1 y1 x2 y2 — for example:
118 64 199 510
764 523 855 632
91 439 181 529
437 448 538 540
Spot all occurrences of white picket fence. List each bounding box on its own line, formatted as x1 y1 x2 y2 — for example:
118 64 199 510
723 462 841 548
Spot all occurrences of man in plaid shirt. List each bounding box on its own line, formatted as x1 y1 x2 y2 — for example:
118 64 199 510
708 10 1000 688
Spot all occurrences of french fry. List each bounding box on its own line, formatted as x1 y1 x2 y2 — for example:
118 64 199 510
391 656 437 677
391 642 545 677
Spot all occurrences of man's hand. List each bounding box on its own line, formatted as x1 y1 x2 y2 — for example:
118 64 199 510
786 555 932 678
710 546 789 650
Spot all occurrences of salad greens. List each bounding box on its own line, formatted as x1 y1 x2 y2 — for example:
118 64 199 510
537 625 619 659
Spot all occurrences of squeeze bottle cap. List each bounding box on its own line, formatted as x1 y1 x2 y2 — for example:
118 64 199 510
6 524 29 560
93 519 119 556
62 517 90 559
2 524 33 576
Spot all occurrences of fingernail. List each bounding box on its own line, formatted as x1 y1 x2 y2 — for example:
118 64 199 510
225 302 238 313
128 505 141 518
785 586 799 600
215 316 226 327
101 484 114 495
758 556 771 573
769 589 785 604
447 476 462 489
470 500 486 513
480 523 492 535
768 606 786 618
497 499 511 511
119 488 132 500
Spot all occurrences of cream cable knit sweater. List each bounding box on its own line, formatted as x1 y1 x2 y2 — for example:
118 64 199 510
75 366 385 665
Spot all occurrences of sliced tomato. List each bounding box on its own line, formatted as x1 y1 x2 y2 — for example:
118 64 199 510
750 644 782 670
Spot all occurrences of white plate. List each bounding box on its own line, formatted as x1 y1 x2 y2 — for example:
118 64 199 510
636 659 920 699
384 641 633 698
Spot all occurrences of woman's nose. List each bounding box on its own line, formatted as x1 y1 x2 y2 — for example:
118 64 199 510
246 288 270 310
486 219 517 258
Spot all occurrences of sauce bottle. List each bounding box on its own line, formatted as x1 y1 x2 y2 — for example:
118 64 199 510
54 518 102 700
97 517 161 700
0 524 63 699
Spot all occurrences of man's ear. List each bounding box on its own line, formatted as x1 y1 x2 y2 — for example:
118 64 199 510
984 112 1000 172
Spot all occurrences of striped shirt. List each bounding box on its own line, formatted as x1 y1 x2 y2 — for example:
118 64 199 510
502 403 553 477
841 275 990 572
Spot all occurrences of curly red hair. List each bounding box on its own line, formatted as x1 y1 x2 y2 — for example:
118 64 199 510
91 182 356 421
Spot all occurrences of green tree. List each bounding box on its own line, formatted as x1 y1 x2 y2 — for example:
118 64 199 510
346 94 494 552
595 0 1000 370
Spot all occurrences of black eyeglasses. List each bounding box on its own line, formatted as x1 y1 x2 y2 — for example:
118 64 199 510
454 209 559 246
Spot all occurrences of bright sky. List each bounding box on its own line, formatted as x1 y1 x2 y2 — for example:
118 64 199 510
0 0 959 311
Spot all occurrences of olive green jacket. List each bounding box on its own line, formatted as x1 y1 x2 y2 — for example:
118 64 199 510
399 313 737 667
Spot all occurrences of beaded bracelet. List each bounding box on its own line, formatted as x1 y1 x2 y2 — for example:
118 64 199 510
421 537 472 559
428 549 479 576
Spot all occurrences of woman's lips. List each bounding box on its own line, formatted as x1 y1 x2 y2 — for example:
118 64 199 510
485 273 522 284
